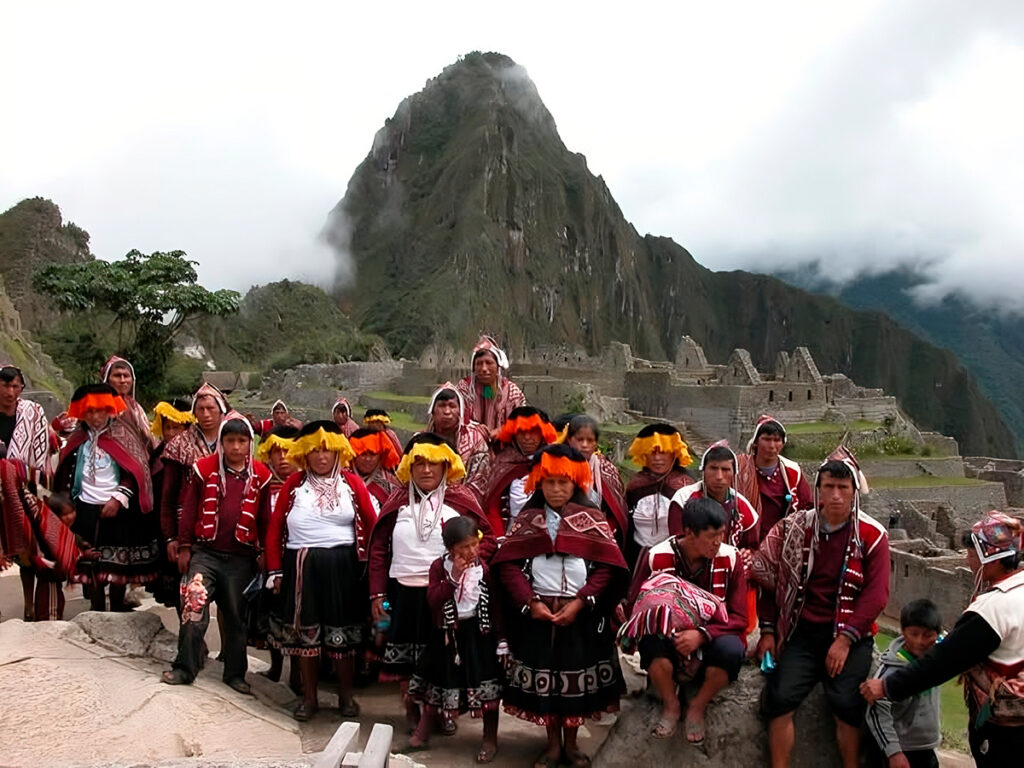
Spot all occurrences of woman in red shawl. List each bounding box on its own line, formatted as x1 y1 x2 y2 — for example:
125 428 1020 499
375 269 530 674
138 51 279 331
349 428 402 512
424 383 491 499
332 397 358 438
623 423 695 569
367 433 495 730
492 443 627 768
101 356 157 452
564 415 627 545
55 384 158 611
480 407 558 536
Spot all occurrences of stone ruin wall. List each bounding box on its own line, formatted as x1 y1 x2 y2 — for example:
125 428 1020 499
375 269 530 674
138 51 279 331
884 542 973 625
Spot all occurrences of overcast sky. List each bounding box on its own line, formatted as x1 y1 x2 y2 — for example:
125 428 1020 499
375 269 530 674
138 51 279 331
3 1 1022 309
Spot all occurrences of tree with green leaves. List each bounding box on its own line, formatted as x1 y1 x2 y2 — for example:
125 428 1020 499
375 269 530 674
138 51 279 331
34 249 240 402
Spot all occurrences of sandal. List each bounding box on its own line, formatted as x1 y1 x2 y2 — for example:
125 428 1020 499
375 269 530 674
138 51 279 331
476 744 498 763
292 701 319 722
533 750 561 768
160 669 191 685
684 715 705 745
651 717 677 739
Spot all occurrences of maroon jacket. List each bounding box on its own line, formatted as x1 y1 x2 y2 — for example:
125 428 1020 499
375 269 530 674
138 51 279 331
426 556 505 638
177 466 271 556
628 537 748 641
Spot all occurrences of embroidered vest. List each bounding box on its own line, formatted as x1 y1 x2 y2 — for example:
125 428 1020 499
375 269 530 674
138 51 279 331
193 454 271 547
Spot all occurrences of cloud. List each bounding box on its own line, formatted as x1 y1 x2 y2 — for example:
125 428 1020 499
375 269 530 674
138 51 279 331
2 0 1022 313
610 0 1024 309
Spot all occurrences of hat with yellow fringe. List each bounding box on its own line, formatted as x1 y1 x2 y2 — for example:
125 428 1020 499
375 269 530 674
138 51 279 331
627 423 693 469
257 424 300 463
363 408 391 427
286 420 355 468
396 432 466 485
150 398 196 439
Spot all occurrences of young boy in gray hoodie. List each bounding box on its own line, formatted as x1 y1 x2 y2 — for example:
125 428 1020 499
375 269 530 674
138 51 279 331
866 599 943 768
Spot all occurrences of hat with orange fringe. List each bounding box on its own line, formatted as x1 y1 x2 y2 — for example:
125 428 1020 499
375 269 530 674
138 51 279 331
627 423 693 469
496 406 558 446
524 443 593 494
396 432 466 485
67 383 126 420
286 420 355 468
256 424 299 463
349 427 401 470
150 398 196 439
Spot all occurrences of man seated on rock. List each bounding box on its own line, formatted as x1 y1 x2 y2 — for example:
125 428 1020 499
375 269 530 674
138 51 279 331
735 415 813 542
751 447 889 768
627 496 748 744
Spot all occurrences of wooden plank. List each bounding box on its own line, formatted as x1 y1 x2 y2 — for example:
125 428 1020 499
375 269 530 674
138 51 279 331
313 721 361 768
358 723 394 768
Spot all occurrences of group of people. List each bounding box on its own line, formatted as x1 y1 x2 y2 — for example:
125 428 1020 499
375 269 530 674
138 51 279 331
1 333 1022 767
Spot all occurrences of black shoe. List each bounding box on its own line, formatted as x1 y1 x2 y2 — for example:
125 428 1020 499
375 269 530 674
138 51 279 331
225 677 252 695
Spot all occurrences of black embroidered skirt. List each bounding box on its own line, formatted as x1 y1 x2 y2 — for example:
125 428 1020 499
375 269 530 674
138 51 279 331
408 617 503 716
71 501 160 586
269 544 367 658
503 608 625 727
381 579 431 681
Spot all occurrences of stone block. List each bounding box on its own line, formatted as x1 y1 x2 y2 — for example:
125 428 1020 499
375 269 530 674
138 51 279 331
73 609 167 656
594 667 846 767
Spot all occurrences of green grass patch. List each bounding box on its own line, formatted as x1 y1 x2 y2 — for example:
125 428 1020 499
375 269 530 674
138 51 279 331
868 476 990 489
785 420 882 435
876 631 969 753
599 422 646 438
365 391 432 405
385 409 427 433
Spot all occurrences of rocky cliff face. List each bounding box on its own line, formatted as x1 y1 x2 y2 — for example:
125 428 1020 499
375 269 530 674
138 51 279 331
0 197 92 332
328 51 1016 457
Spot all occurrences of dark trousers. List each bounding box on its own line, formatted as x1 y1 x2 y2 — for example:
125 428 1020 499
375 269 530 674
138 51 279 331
902 749 938 768
638 633 746 682
762 621 874 725
172 546 255 682
969 721 1024 768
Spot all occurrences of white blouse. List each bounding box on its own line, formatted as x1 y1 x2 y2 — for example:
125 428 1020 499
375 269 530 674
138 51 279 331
390 502 460 587
78 438 119 505
508 476 530 519
531 553 588 597
445 558 484 618
969 569 1024 667
631 492 672 548
286 476 357 549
